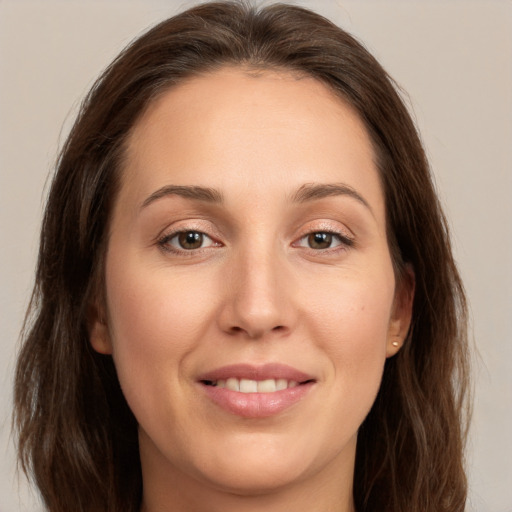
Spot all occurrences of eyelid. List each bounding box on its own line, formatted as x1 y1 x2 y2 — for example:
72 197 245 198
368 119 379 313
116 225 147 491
155 220 224 255
295 231 350 247
291 220 355 253
153 219 354 256
293 230 354 249
295 219 354 240
166 230 215 248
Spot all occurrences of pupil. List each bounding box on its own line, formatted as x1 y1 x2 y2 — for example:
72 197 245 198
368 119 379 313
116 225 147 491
179 231 203 249
309 232 332 249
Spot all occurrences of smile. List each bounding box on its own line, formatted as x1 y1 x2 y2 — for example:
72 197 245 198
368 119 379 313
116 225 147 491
197 363 316 417
203 378 301 393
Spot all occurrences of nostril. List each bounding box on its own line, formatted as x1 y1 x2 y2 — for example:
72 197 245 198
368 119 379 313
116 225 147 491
225 322 289 339
228 325 285 336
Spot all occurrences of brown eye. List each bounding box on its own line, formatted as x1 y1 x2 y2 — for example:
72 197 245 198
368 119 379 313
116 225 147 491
160 230 217 252
307 232 334 249
294 230 352 253
158 229 219 254
177 231 204 250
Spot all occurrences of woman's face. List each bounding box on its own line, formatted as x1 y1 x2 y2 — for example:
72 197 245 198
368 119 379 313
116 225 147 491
91 68 412 502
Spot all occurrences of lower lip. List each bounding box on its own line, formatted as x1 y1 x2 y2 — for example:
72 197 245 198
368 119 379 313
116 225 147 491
200 382 315 418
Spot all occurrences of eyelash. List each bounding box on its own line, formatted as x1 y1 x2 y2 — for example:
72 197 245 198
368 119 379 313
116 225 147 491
293 230 354 252
157 230 220 255
157 228 354 255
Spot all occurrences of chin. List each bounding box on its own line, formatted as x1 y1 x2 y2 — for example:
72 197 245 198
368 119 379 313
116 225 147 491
199 457 308 496
189 430 340 496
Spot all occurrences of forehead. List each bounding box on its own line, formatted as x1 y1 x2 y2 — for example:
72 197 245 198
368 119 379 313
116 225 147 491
119 67 383 218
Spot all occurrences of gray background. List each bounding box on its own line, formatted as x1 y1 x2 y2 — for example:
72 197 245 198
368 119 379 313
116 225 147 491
1 1 511 510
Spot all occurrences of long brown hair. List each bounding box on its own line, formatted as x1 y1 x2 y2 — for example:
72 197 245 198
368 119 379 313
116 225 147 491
14 2 470 511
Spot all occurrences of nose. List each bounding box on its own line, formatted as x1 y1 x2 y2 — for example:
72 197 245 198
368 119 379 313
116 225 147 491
217 248 297 340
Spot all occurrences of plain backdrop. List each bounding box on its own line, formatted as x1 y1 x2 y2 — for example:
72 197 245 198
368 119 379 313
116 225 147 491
1 1 511 511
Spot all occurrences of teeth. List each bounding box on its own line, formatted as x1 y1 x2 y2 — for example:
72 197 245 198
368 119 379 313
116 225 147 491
213 378 302 393
226 378 239 391
257 379 276 393
276 378 288 391
240 379 258 393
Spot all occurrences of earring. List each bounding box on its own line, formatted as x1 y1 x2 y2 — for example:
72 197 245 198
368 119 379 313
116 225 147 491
392 340 400 347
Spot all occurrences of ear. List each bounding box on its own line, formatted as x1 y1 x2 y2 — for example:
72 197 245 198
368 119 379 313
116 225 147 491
386 263 415 358
87 301 113 355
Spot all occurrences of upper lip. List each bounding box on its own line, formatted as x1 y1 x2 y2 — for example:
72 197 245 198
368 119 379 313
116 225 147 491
197 363 315 383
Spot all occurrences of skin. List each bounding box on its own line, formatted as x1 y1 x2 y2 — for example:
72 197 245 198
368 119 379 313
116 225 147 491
90 67 414 512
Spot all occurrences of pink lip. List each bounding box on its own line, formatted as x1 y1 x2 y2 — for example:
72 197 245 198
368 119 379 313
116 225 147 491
197 363 316 418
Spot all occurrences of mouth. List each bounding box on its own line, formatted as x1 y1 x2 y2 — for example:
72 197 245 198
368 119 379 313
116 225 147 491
201 377 313 393
197 363 316 418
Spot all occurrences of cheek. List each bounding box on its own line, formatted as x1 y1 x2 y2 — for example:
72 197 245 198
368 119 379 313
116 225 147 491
310 270 394 352
103 258 218 400
304 268 394 412
107 246 220 334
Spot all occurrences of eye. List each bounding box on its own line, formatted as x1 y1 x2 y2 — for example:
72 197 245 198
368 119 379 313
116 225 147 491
295 231 352 250
160 230 217 251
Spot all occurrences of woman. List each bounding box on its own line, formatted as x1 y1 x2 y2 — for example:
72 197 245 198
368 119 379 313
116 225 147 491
13 2 470 511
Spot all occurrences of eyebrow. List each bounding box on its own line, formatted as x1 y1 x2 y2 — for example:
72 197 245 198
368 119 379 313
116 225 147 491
291 183 372 212
140 182 372 214
141 185 223 209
